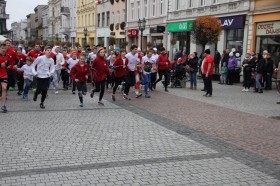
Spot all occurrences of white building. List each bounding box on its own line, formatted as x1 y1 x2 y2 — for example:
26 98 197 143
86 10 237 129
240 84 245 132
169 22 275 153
11 19 27 42
126 0 168 50
96 0 110 48
48 0 62 41
68 0 76 46
42 5 49 41
167 0 250 57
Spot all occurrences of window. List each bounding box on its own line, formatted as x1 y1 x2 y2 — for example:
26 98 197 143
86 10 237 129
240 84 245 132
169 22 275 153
117 11 120 23
144 0 148 18
137 1 140 19
131 3 134 20
160 0 164 15
213 0 218 4
189 0 193 8
106 11 110 26
102 12 105 27
200 0 205 6
226 29 244 55
152 0 156 17
176 0 179 10
111 12 114 24
85 15 87 26
97 13 100 27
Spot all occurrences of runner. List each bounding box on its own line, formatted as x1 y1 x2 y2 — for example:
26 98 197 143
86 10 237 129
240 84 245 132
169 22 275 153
67 51 79 94
70 54 90 107
5 39 18 91
32 46 55 109
90 47 111 105
0 43 9 113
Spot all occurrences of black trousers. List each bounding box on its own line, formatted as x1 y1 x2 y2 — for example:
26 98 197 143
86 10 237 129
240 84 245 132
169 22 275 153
243 72 251 89
150 72 157 89
264 73 272 89
227 69 235 85
113 76 125 95
16 73 24 92
7 69 16 90
35 77 50 103
76 82 87 103
123 71 135 95
202 74 206 90
205 75 213 95
155 70 170 88
92 80 106 101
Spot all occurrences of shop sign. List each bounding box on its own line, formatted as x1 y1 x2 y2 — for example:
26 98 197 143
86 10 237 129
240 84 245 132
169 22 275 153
219 15 245 29
110 32 115 36
256 21 280 36
167 21 193 32
127 29 139 37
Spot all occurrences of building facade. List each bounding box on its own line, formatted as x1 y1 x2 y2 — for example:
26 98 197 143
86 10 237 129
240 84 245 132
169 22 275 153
126 0 168 51
167 0 250 57
96 0 110 48
110 0 126 48
76 0 96 48
25 13 36 41
69 0 77 46
11 20 27 42
48 0 62 41
248 0 280 55
42 5 49 41
0 0 9 36
34 5 46 42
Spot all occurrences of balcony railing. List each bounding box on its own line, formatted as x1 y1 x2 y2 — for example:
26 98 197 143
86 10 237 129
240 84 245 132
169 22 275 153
0 14 9 19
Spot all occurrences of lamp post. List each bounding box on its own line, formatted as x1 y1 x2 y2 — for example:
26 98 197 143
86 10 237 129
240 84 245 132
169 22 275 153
83 27 88 50
137 18 146 50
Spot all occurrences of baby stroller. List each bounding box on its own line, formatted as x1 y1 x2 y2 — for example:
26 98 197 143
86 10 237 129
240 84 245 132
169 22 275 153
170 58 187 88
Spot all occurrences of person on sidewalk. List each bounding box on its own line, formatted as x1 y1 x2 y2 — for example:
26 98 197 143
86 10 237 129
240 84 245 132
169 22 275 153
0 43 9 113
202 49 214 97
242 53 252 92
141 49 156 98
264 53 274 90
254 53 265 93
154 47 170 92
187 52 198 90
227 52 237 85
16 57 33 100
32 46 55 109
111 49 129 101
70 54 90 107
90 47 111 106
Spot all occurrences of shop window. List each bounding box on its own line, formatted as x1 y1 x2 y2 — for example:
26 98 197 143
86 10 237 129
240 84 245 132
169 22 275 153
257 36 280 54
226 29 244 54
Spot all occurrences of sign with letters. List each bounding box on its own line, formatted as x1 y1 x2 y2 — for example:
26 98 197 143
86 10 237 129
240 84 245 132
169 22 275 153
219 15 245 29
167 21 193 32
127 29 139 37
256 21 280 36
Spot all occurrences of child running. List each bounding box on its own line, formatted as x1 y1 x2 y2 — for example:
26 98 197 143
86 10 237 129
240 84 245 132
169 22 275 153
70 54 90 107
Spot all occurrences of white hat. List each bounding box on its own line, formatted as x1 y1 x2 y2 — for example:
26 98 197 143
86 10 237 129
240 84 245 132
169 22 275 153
229 52 234 57
153 48 157 51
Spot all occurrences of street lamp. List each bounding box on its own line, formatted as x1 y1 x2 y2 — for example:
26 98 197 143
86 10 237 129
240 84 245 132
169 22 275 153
83 27 88 50
137 18 146 50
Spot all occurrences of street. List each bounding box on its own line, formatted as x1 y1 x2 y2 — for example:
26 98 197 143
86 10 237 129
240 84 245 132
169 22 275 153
0 81 280 186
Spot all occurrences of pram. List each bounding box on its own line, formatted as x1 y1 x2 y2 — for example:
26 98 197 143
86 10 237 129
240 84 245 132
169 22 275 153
170 62 187 88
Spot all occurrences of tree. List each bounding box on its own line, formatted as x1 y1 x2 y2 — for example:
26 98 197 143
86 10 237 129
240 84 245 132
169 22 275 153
191 16 222 51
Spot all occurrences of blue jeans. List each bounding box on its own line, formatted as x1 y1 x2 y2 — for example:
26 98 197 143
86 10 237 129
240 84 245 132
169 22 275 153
23 79 32 95
255 73 262 89
144 73 151 96
189 71 197 86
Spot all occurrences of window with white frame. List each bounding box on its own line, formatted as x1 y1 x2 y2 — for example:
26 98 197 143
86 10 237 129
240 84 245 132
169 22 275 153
176 0 179 10
152 0 156 17
111 12 114 24
160 0 164 15
117 11 120 23
213 0 218 4
144 0 148 18
131 3 134 20
137 1 140 18
200 0 206 6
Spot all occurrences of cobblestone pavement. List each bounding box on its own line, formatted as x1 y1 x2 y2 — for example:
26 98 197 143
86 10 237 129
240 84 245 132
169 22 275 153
0 85 279 185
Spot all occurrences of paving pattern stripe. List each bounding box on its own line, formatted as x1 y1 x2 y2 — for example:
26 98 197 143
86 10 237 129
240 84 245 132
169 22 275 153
106 97 280 181
6 107 122 113
0 153 225 179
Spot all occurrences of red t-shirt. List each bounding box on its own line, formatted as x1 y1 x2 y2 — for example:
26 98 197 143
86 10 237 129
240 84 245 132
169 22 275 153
27 50 42 60
0 55 9 78
6 47 18 70
203 55 214 75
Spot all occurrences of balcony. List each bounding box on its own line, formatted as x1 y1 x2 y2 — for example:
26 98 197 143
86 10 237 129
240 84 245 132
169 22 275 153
0 14 9 19
61 7 70 16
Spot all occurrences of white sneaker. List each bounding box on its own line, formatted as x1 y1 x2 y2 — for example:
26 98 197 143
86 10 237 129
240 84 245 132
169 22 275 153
245 88 249 92
242 88 246 92
55 91 59 94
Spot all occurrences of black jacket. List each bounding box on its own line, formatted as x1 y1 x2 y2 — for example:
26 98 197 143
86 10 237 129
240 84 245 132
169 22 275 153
264 58 274 74
187 57 198 72
255 58 265 73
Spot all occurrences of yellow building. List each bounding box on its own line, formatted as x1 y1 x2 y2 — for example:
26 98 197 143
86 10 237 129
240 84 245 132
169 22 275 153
76 0 96 48
249 0 280 53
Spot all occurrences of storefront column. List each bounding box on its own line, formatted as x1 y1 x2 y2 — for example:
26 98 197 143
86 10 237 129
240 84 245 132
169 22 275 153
217 30 226 53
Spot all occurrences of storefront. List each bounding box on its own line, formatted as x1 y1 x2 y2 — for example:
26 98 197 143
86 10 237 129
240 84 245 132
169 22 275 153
167 21 193 55
149 26 165 50
127 29 139 47
218 15 245 54
255 21 280 54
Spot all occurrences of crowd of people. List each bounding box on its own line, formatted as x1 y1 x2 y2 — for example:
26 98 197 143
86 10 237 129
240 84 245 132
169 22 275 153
0 39 279 113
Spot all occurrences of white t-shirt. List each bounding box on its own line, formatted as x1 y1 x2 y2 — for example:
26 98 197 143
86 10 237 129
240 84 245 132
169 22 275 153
141 56 156 74
67 58 79 73
125 52 139 71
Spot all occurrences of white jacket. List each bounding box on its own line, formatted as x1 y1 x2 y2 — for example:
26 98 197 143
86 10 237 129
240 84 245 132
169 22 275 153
32 55 55 78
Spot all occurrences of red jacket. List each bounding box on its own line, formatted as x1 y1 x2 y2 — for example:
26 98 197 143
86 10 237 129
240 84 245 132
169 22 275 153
6 47 18 70
113 56 129 78
70 63 90 83
27 50 42 60
158 53 170 70
0 54 8 78
91 56 111 82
